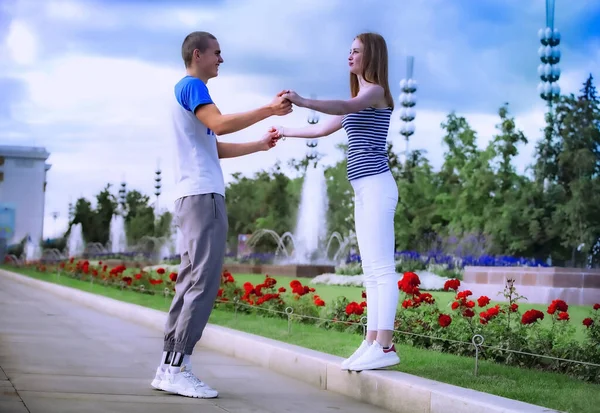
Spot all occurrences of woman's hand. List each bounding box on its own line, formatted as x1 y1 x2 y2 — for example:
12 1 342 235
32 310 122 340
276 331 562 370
281 90 306 107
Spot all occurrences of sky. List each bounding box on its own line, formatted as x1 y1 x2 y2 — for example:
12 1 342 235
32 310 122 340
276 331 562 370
1 0 599 239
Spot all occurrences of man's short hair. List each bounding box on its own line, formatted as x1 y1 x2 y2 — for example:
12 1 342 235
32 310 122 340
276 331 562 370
181 31 217 68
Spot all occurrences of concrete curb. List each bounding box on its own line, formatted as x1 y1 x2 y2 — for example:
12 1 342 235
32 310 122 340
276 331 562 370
1 269 563 413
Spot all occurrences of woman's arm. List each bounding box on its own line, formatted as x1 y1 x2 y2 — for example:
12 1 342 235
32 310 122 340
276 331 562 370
283 86 384 116
276 115 343 139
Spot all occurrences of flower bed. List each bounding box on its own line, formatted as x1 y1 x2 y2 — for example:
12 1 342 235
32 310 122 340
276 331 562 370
11 258 600 384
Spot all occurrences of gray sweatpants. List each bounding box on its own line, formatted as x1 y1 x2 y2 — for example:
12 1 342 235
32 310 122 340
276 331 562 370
163 193 228 355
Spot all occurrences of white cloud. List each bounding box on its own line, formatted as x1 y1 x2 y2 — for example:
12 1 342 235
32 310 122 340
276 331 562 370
5 20 37 65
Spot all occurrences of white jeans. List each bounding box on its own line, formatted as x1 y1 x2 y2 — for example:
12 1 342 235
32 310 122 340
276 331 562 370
351 170 399 331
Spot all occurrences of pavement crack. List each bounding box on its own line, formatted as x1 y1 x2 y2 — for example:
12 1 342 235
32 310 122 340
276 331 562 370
0 365 32 413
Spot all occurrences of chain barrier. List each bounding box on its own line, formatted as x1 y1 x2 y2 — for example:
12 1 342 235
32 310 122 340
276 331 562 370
213 298 600 372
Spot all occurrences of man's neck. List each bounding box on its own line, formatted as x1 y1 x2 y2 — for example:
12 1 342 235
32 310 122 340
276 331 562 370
186 68 209 84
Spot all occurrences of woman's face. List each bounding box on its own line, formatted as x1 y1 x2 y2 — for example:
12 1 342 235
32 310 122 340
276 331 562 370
348 38 363 75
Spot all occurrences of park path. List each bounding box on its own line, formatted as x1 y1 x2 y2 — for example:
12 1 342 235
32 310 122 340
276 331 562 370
0 275 390 413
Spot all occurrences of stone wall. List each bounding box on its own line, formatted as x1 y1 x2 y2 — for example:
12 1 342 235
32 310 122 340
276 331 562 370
462 266 600 305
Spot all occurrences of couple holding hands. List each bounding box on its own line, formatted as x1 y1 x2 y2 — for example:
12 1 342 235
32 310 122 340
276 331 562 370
154 30 400 400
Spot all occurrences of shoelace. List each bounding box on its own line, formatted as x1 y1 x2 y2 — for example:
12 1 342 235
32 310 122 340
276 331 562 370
182 370 208 389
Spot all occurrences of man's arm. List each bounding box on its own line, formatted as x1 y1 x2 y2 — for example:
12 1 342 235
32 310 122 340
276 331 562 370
217 141 265 159
196 104 275 136
195 90 292 136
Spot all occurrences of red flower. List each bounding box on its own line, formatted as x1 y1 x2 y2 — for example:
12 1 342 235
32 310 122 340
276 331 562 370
264 276 277 288
583 318 594 328
313 295 325 307
278 287 286 293
361 290 367 299
438 314 452 328
557 311 569 321
402 299 413 309
443 279 460 292
217 289 223 297
157 267 165 275
451 301 460 310
222 271 235 284
480 305 501 324
487 305 500 317
547 299 568 315
456 290 473 300
463 309 475 318
419 293 435 304
134 273 142 280
477 296 490 307
593 303 600 311
398 272 421 295
345 302 364 316
521 309 544 325
509 303 519 312
169 272 177 282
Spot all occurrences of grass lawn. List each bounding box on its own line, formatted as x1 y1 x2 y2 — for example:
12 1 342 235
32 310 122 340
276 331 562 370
233 273 592 341
2 265 599 413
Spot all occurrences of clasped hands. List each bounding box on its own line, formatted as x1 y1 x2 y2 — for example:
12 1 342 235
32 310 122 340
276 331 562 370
260 89 303 151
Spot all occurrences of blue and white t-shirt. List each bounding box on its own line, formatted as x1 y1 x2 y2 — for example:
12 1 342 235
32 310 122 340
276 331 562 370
171 75 225 200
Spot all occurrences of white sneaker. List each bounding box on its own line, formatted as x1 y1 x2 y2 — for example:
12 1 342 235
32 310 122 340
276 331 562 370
160 365 218 398
341 340 371 370
348 341 400 371
151 366 166 390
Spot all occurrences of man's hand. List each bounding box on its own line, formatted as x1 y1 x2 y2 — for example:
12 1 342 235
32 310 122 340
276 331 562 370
259 129 281 151
269 92 293 116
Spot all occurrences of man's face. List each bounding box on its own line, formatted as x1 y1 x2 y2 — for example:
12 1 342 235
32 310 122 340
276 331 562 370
197 39 223 79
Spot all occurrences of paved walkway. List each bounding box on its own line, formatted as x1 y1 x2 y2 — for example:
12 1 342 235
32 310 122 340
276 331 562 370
0 276 390 413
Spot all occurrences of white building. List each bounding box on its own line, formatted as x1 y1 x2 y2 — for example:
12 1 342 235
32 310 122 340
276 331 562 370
0 145 51 247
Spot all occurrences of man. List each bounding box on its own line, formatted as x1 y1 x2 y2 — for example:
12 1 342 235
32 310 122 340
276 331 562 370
151 31 292 399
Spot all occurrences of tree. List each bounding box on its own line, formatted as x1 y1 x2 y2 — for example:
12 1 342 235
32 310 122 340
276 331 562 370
123 190 155 245
94 184 118 245
533 75 600 264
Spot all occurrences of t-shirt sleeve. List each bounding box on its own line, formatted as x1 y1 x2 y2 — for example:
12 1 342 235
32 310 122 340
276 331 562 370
176 78 213 113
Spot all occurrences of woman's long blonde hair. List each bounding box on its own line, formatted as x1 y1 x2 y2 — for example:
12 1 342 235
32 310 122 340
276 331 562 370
350 32 394 109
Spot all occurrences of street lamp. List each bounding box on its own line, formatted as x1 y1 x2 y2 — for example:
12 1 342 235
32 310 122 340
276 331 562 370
399 56 417 159
537 0 561 106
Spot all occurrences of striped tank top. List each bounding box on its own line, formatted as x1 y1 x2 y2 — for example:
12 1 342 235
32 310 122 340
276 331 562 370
341 107 393 181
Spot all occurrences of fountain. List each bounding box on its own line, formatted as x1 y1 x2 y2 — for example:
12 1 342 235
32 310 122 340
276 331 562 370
23 236 42 262
67 223 85 257
291 162 329 264
109 214 127 254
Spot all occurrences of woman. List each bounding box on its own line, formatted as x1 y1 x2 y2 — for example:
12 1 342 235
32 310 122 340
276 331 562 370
274 32 400 371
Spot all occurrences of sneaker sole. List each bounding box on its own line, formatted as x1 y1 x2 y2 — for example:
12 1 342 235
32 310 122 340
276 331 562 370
160 382 218 399
348 357 400 372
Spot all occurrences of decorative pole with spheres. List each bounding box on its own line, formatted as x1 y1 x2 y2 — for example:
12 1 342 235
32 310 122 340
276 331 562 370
398 56 417 160
118 178 127 214
154 160 162 213
537 0 561 107
306 93 320 164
